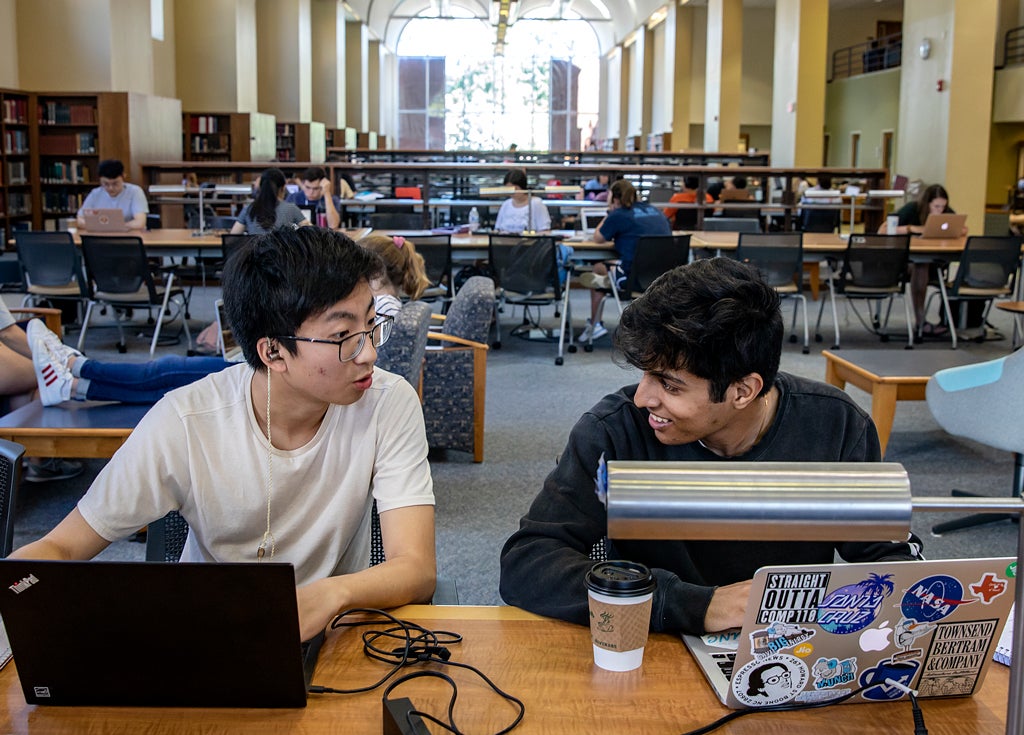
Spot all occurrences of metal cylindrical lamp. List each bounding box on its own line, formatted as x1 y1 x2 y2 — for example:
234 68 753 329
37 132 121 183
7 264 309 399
605 460 1024 735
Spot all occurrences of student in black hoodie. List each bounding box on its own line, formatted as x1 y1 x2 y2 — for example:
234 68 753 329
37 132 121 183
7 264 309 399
499 257 923 635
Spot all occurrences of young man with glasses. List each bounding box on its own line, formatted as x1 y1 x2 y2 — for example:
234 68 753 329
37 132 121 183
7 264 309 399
12 228 436 642
75 159 149 230
286 166 346 229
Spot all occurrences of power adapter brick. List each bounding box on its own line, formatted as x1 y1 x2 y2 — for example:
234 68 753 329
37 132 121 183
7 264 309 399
382 697 431 735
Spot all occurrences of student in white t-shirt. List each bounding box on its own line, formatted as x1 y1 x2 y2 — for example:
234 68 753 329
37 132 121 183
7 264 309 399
11 228 437 642
75 159 149 230
494 168 551 234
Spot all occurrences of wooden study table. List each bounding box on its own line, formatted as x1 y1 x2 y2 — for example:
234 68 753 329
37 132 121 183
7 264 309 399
822 348 982 457
0 400 147 458
0 604 1009 734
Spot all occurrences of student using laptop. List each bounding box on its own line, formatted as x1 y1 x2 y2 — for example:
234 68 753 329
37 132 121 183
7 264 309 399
881 183 967 338
75 158 148 231
499 257 923 635
11 227 437 641
285 165 349 229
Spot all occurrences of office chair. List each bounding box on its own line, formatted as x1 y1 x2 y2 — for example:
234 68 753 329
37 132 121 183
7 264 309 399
734 232 809 353
927 349 1024 534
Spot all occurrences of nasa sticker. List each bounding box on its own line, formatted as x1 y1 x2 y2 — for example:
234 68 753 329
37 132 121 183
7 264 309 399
817 573 896 634
732 654 808 707
901 575 975 623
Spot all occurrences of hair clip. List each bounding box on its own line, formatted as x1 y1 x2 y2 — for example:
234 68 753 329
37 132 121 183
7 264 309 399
393 236 405 249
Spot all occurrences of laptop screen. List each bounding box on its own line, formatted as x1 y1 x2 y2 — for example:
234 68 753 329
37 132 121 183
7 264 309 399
581 208 606 233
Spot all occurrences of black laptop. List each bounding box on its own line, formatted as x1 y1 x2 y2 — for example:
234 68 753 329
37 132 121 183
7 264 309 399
0 559 322 707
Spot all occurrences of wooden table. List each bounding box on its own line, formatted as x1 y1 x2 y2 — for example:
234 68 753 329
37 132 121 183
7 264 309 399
822 348 982 456
0 400 147 458
0 604 1009 734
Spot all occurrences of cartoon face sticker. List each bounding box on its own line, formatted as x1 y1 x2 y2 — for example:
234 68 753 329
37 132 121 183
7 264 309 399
900 575 975 623
732 654 809 707
817 573 895 634
811 656 858 690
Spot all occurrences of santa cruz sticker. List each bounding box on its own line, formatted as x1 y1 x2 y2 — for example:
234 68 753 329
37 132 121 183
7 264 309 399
817 573 895 634
901 575 975 623
732 654 809 707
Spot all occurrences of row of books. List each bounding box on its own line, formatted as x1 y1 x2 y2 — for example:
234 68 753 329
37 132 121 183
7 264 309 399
41 159 91 184
2 98 28 125
42 190 84 213
38 101 96 126
277 124 294 136
3 129 28 154
188 115 226 134
277 148 296 161
38 132 97 155
191 135 229 153
5 192 31 215
5 161 27 185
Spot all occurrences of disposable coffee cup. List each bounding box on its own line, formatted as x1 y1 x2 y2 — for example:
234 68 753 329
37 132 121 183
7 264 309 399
887 215 899 235
585 560 656 672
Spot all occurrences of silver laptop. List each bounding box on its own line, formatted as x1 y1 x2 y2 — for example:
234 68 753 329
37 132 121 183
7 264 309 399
80 208 130 232
0 559 322 707
920 213 967 239
684 556 1015 709
565 208 607 242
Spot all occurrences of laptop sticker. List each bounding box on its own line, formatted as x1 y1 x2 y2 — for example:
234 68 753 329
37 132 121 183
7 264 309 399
749 622 816 657
859 653 921 701
818 573 895 634
700 629 740 650
811 656 858 691
969 573 1008 604
894 617 936 658
901 574 975 623
916 618 998 697
732 654 809 707
756 571 831 624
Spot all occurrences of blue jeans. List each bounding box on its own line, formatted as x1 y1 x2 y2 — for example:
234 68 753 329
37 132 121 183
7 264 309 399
78 356 231 404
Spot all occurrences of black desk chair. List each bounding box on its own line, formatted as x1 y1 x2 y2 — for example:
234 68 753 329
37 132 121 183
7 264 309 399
735 232 809 353
0 439 25 558
14 231 89 322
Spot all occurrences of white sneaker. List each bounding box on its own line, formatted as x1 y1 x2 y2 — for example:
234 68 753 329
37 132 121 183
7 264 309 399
32 339 73 406
590 322 609 341
26 319 81 367
578 320 594 342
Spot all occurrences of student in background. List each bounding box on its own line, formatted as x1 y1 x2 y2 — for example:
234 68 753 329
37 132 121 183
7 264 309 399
494 168 551 234
357 234 431 318
11 228 437 642
582 173 611 201
76 159 148 230
231 168 310 235
0 301 84 482
577 179 671 342
881 183 965 338
286 166 344 229
662 175 713 223
499 257 923 635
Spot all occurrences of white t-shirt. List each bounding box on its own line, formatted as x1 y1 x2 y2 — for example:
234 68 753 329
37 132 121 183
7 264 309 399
77 363 433 585
495 197 551 233
77 182 149 221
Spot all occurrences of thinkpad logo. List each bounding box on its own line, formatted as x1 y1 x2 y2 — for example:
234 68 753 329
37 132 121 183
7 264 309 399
8 574 39 594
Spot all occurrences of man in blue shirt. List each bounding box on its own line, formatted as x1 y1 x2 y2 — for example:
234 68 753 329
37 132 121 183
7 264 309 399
286 166 343 229
76 159 148 230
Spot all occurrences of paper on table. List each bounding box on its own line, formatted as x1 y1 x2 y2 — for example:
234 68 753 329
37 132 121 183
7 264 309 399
995 603 1014 666
0 616 11 670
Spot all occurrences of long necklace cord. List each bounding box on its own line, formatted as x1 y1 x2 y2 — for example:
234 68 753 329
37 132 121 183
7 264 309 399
258 368 276 560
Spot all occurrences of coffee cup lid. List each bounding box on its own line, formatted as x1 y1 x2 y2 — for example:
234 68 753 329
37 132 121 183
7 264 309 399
585 560 656 597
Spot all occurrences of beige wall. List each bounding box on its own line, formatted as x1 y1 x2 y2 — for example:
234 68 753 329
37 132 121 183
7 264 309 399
16 0 114 91
110 0 154 93
152 0 176 98
236 0 258 112
0 0 18 88
256 0 312 122
771 0 827 166
176 0 242 111
993 65 1024 122
345 21 368 130
987 123 1024 204
825 68 900 167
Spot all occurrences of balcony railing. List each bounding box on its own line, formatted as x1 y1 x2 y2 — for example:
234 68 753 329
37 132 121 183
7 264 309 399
1005 25 1024 66
830 33 902 81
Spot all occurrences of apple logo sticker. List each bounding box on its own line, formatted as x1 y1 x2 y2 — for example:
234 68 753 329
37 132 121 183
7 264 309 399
859 620 893 652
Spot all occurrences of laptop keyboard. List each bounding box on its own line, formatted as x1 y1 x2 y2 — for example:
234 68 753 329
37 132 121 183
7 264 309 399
713 652 736 681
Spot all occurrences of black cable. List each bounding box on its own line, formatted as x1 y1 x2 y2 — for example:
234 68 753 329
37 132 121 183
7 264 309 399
680 685 869 735
909 693 929 735
307 608 524 735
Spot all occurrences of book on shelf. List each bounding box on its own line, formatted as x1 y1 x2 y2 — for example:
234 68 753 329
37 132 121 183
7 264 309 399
38 101 96 126
3 129 28 154
995 603 1014 666
2 97 28 124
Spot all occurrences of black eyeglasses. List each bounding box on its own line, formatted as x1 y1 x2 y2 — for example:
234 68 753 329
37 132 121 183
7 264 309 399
276 315 394 362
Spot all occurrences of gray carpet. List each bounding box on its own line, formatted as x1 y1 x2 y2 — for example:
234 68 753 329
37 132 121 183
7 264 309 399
7 287 1022 605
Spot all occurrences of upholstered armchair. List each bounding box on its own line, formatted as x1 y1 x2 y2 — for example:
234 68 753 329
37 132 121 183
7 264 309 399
422 276 493 462
374 300 433 394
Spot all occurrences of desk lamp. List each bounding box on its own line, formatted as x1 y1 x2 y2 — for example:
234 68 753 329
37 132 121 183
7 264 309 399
604 460 1024 735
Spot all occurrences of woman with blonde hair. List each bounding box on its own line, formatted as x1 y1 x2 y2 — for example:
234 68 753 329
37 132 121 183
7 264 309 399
357 234 431 318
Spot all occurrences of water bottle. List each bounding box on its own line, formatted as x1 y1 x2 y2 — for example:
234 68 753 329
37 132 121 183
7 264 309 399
468 207 480 232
